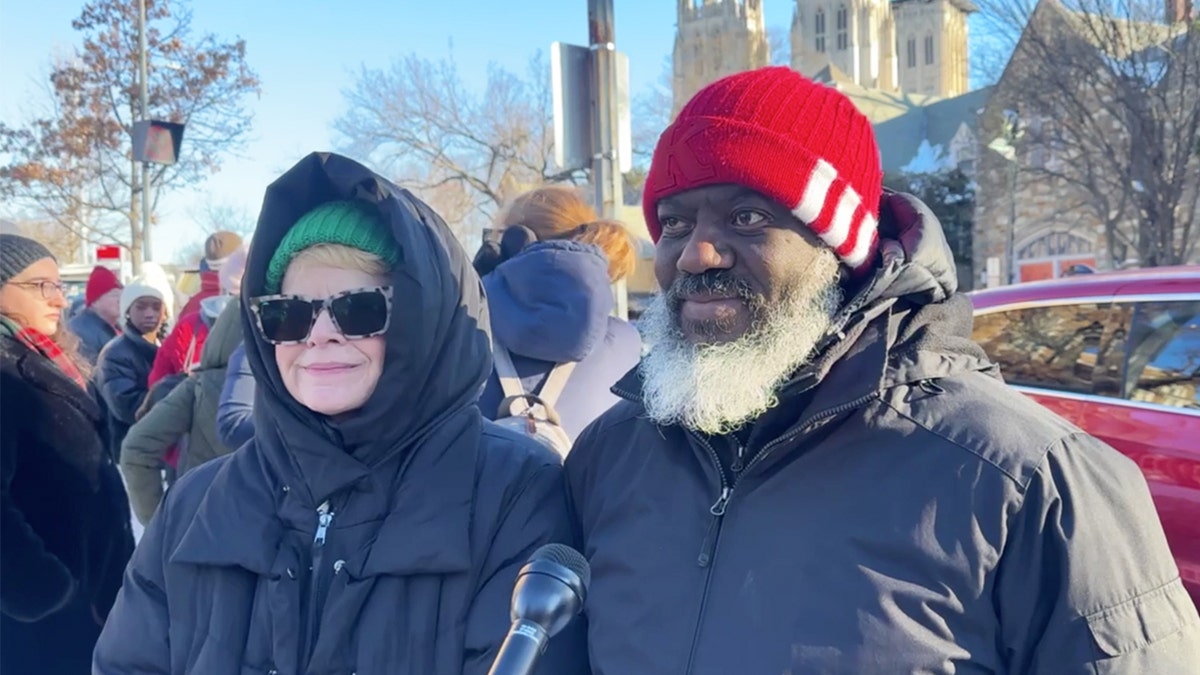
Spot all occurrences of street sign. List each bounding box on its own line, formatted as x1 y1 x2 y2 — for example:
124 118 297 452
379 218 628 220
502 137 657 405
551 41 632 174
132 120 186 165
552 42 592 173
96 245 122 261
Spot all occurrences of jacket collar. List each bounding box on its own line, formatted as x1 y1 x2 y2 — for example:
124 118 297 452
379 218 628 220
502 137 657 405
169 409 479 578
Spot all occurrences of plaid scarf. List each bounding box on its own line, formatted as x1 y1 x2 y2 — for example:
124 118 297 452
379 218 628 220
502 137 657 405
0 315 87 389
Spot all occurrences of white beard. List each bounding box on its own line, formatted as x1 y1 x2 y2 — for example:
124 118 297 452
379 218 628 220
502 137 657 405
638 250 844 435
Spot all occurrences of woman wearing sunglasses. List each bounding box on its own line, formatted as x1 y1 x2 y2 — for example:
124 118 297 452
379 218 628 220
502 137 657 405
1 234 134 673
94 153 588 675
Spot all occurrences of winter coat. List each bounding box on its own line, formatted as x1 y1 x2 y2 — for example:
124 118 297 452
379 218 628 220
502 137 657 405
478 240 641 440
95 327 158 461
147 309 209 387
68 307 118 366
120 298 243 525
217 341 255 449
565 192 1200 675
94 152 589 675
1 334 134 673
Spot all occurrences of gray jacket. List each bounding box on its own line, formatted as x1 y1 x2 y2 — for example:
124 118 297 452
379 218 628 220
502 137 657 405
94 153 588 674
565 192 1200 674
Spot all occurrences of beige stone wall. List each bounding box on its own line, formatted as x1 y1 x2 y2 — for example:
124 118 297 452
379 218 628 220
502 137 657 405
893 0 970 97
672 0 769 116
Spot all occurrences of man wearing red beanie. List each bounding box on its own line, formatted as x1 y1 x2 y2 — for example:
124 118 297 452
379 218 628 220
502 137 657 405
68 265 123 365
565 67 1197 674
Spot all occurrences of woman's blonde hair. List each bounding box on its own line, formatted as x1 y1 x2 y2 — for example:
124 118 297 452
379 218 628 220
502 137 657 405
287 244 391 281
498 185 636 282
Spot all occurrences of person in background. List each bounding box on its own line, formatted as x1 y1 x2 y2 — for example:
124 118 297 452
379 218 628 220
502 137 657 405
95 279 168 460
566 67 1199 674
473 185 641 441
148 242 246 386
67 265 123 366
216 339 254 449
176 230 243 321
120 298 242 526
0 234 134 673
94 152 587 674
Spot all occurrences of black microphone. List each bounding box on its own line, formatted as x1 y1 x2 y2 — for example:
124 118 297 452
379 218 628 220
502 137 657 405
487 543 591 675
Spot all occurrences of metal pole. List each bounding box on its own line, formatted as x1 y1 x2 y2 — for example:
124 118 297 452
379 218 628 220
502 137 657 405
1006 159 1017 284
138 0 151 263
587 0 628 319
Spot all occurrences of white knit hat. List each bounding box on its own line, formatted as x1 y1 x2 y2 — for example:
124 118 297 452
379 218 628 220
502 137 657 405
119 278 166 321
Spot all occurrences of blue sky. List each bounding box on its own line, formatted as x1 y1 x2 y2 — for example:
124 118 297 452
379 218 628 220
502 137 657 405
0 1 981 260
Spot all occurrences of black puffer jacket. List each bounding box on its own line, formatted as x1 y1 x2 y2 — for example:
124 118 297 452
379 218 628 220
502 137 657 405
1 334 134 673
566 193 1199 675
95 327 158 460
95 153 589 675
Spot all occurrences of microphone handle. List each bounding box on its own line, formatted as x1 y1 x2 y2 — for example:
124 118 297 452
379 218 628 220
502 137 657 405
487 618 550 675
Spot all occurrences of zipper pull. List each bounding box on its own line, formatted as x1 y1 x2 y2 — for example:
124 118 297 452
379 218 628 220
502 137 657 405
730 442 746 474
709 487 732 516
313 500 334 546
697 488 732 568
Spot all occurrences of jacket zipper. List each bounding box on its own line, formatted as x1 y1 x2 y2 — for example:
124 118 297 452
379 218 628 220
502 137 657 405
302 500 335 666
682 395 879 675
684 435 742 675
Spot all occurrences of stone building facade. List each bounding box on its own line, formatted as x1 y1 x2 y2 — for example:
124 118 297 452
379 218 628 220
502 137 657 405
672 0 771 117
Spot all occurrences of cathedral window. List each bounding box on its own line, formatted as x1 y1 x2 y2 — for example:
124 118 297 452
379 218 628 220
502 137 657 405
906 38 916 68
836 5 849 50
924 35 935 65
815 9 827 53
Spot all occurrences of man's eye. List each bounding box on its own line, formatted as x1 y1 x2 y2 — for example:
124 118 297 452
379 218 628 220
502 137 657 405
659 216 688 235
732 210 768 228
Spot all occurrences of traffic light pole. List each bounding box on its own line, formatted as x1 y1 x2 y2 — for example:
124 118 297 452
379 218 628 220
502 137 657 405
138 0 151 263
587 0 628 319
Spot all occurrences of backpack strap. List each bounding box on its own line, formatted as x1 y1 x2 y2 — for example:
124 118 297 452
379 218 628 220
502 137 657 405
182 334 198 374
533 360 577 408
492 343 527 400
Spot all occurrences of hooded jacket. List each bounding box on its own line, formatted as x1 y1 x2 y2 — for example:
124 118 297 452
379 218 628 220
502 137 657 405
1 331 134 673
478 240 641 440
565 192 1200 675
94 153 588 675
119 298 243 525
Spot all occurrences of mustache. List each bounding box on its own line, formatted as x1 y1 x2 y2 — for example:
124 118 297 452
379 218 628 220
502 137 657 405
666 270 757 304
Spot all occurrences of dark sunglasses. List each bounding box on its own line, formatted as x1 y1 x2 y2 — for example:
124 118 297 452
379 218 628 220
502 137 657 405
249 286 393 345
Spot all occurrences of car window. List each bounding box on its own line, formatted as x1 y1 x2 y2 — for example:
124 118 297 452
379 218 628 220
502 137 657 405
972 303 1111 394
1124 300 1200 410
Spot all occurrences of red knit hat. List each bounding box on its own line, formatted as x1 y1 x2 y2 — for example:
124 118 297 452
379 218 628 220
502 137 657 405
85 265 122 306
643 67 883 272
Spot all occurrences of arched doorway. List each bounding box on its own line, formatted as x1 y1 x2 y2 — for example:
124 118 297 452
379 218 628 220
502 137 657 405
1016 231 1097 282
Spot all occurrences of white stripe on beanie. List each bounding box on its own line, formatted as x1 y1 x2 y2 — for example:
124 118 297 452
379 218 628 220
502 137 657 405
790 158 875 270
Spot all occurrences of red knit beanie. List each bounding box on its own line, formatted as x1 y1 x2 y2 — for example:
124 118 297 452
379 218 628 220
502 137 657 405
643 67 883 273
85 265 122 306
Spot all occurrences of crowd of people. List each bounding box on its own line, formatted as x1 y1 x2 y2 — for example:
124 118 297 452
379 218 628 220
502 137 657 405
2 67 1197 674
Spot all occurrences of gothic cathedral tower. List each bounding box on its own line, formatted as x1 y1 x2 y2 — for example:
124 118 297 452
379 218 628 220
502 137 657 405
789 0 973 98
672 0 771 116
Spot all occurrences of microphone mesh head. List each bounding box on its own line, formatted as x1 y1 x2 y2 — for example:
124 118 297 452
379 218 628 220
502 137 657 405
531 544 591 589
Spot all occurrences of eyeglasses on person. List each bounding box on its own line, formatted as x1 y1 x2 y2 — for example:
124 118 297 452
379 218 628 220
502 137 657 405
249 286 393 345
7 279 67 300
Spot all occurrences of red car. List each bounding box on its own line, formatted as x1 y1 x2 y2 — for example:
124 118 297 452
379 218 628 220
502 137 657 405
970 266 1200 608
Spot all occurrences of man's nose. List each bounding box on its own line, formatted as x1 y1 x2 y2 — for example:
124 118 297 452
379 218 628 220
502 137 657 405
677 229 732 276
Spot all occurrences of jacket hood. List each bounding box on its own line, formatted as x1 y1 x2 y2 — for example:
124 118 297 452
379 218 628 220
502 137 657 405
483 240 614 363
240 152 492 504
800 191 988 392
198 297 242 371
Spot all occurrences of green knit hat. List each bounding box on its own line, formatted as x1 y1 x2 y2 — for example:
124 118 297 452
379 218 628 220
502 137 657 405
265 200 400 293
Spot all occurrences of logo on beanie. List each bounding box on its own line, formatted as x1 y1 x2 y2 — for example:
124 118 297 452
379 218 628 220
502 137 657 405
661 119 717 191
